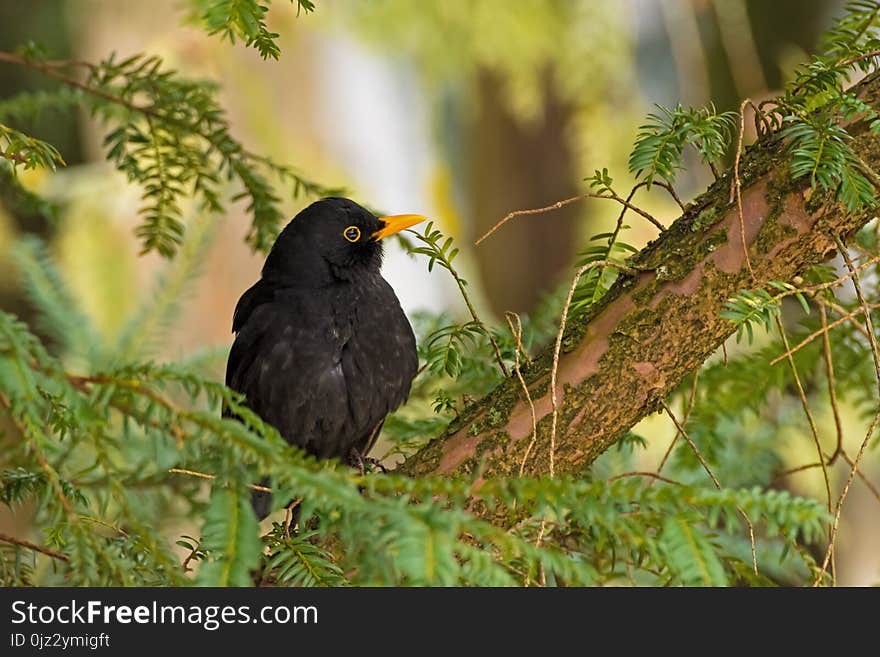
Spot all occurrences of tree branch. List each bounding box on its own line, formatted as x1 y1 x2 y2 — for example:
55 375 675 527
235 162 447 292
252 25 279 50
0 532 69 562
398 71 880 482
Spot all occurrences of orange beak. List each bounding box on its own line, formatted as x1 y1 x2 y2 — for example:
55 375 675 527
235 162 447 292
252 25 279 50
372 214 427 240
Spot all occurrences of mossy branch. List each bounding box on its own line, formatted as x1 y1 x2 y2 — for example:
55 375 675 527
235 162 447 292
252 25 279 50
398 70 880 482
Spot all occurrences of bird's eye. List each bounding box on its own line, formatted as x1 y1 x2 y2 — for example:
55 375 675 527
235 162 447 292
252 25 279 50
343 226 361 242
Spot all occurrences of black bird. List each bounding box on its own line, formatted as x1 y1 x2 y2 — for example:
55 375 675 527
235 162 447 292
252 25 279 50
225 197 425 518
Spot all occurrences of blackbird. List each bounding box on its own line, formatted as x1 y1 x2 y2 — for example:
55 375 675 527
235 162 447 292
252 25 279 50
225 197 425 519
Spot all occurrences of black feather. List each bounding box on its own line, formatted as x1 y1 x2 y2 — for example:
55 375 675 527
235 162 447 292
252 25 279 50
225 198 418 518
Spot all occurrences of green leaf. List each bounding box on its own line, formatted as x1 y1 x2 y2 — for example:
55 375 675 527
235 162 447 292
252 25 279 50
392 511 459 585
265 528 347 587
628 104 735 187
660 517 728 586
195 0 315 60
195 487 261 586
12 236 100 359
0 123 65 171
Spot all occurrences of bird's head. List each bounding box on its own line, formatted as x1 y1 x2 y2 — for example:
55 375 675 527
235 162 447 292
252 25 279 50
262 197 426 283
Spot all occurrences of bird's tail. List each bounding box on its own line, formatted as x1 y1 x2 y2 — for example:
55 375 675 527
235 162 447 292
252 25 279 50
251 481 302 530
251 477 273 520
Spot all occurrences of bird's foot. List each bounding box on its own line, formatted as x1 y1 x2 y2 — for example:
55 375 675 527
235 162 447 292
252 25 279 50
363 456 387 474
348 448 387 475
348 447 366 475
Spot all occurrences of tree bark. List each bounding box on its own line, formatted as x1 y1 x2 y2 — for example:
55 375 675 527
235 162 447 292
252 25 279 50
399 72 880 482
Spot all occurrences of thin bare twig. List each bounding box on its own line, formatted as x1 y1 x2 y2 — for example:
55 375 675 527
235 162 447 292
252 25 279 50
760 254 880 303
0 532 69 562
283 498 304 538
661 400 758 574
839 49 880 69
603 181 683 274
837 231 880 424
771 453 880 505
474 190 665 246
167 467 272 493
604 184 647 278
743 98 772 136
547 262 638 476
410 242 509 378
655 370 700 477
815 296 872 340
506 313 539 478
815 238 880 585
840 449 880 505
774 316 834 515
816 408 880 587
533 521 548 587
734 99 756 280
820 304 845 461
769 303 880 365
661 401 720 488
771 461 827 484
653 180 687 211
609 471 684 486
0 51 149 114
550 266 591 478
80 515 129 538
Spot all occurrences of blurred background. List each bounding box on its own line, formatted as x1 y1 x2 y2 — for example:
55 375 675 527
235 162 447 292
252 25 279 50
2 0 877 584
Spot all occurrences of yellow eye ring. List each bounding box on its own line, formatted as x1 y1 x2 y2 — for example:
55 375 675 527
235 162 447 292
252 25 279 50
343 225 361 242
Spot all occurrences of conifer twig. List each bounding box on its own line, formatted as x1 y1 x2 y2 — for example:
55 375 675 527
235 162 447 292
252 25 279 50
0 532 69 562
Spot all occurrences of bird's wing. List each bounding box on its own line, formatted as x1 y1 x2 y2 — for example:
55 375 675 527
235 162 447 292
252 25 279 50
225 299 352 459
342 278 419 453
231 278 276 333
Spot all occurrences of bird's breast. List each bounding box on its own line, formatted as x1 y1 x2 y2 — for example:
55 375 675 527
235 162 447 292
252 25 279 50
329 281 416 410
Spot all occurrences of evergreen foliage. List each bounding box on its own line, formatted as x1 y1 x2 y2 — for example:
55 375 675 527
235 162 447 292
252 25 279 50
1 0 879 587
1 44 340 257
193 0 316 60
628 104 736 187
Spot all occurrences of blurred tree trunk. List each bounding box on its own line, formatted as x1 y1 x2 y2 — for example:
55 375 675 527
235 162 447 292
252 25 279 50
467 68 580 316
0 0 84 310
0 0 85 547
